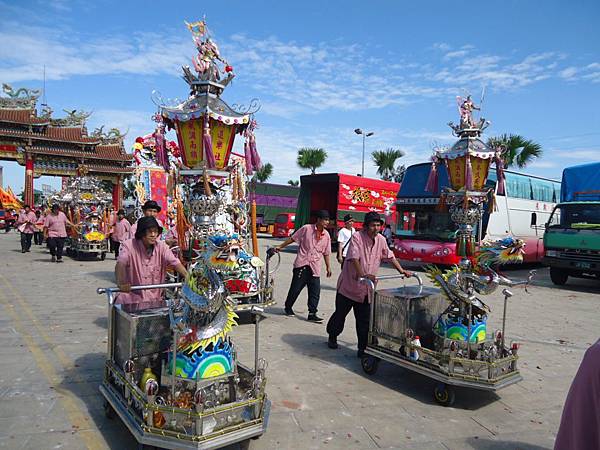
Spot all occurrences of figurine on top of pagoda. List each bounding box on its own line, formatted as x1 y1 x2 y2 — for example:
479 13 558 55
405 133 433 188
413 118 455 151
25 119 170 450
448 93 490 137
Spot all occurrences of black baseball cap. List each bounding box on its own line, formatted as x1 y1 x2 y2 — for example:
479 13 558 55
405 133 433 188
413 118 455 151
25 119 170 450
343 214 354 223
315 210 330 220
141 200 161 212
364 211 384 225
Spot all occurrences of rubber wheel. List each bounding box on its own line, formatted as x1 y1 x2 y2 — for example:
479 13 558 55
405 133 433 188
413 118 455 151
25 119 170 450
361 355 380 375
103 400 115 419
550 267 568 286
100 252 106 261
433 383 456 407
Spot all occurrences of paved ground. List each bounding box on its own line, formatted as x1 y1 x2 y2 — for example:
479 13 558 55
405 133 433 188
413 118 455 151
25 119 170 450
0 231 598 450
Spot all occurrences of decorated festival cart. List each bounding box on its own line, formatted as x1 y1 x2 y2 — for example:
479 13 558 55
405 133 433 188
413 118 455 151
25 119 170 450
360 96 535 406
98 20 273 449
50 167 112 260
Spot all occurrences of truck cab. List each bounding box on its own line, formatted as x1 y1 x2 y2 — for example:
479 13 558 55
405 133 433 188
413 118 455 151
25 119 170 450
272 213 295 237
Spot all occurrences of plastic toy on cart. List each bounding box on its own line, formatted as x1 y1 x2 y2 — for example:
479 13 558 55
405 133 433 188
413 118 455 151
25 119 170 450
50 166 112 260
98 19 272 449
359 95 535 406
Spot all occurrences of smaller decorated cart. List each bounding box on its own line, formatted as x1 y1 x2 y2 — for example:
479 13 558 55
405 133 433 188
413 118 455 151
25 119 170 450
360 96 534 406
50 170 112 260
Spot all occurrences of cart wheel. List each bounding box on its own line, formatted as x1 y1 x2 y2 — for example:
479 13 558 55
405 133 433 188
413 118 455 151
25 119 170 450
433 383 455 407
100 252 106 261
361 355 380 375
103 400 115 419
239 440 252 449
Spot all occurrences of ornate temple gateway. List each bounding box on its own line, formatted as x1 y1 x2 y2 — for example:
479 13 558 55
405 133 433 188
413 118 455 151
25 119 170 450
0 83 132 207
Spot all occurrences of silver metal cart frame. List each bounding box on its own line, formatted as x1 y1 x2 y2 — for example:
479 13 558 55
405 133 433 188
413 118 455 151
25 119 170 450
360 274 522 406
98 283 270 449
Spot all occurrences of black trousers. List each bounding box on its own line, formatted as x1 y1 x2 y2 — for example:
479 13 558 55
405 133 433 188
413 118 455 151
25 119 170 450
284 265 321 314
34 231 43 245
326 292 371 351
112 240 121 257
20 232 33 251
47 237 65 259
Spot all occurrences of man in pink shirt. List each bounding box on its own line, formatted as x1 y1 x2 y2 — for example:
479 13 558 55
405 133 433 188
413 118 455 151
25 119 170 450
16 205 37 253
43 204 77 262
115 216 188 312
130 200 164 237
273 209 332 323
110 209 131 258
326 212 412 357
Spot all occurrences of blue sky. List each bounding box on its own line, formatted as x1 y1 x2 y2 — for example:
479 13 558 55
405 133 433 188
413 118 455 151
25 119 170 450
1 0 599 193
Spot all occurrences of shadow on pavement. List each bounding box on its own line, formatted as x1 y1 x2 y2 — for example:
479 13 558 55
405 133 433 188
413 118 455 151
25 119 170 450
280 332 499 411
462 437 551 449
86 270 116 283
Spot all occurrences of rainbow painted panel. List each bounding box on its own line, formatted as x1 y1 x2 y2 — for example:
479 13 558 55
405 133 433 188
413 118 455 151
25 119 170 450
434 316 487 343
170 339 234 380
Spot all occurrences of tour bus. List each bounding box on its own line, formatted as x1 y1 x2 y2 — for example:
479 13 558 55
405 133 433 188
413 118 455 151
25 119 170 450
393 162 561 265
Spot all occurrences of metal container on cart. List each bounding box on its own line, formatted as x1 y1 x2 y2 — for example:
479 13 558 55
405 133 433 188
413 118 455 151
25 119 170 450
98 283 270 449
360 275 522 406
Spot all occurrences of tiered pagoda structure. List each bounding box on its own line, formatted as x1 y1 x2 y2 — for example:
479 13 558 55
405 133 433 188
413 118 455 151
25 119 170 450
0 83 133 207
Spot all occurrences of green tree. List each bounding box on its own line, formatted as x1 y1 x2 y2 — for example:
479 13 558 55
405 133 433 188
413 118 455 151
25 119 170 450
297 147 327 175
372 148 405 181
486 134 542 168
287 179 299 187
252 163 274 183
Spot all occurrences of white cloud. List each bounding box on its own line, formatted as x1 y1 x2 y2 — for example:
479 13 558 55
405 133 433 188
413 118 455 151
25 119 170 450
559 67 578 79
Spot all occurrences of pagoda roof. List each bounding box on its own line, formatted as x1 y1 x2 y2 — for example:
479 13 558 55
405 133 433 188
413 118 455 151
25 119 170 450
161 94 250 126
0 108 50 125
28 143 132 162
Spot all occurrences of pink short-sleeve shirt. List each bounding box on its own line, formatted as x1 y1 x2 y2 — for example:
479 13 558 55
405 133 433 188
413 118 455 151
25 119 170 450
291 224 331 277
44 212 68 238
17 211 37 234
112 218 131 243
337 230 394 303
115 238 180 309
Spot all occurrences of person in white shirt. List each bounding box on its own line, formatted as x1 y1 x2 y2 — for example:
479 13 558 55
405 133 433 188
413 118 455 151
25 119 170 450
337 214 355 266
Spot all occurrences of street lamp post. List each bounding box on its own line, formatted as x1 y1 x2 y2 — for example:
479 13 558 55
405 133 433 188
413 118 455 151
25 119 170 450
354 128 374 177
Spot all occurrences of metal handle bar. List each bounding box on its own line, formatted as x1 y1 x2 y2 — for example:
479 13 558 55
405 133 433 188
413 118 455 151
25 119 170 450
97 282 183 295
359 273 423 295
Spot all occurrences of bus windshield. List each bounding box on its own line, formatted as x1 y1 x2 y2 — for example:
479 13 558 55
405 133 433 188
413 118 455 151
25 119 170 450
548 204 600 230
396 207 458 242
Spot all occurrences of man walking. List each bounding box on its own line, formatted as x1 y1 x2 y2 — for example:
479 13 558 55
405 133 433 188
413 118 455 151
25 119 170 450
272 210 332 322
16 205 36 253
326 212 412 357
115 216 188 312
34 210 45 245
110 209 131 258
43 204 77 262
336 214 355 267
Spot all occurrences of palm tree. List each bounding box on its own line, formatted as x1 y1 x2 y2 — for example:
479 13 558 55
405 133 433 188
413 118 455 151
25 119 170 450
287 180 299 187
372 148 405 181
486 134 542 168
297 147 327 175
252 163 273 183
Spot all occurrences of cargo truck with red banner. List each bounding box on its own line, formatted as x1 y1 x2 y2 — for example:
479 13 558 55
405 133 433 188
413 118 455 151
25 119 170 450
294 173 400 242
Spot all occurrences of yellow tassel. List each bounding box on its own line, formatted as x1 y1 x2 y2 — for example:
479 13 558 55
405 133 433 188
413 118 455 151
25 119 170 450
436 194 447 212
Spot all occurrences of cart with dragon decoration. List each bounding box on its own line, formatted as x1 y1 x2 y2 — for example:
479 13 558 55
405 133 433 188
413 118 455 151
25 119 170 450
360 96 534 406
98 19 273 448
50 169 112 260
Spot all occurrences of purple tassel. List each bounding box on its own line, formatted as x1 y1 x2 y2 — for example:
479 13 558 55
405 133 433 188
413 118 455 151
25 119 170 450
244 140 253 175
203 121 216 169
154 129 170 171
465 156 473 190
496 157 506 195
249 136 261 169
425 161 438 192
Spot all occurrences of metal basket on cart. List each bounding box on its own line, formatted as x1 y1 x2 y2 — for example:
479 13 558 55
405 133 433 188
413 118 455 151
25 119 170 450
98 283 270 449
361 274 522 406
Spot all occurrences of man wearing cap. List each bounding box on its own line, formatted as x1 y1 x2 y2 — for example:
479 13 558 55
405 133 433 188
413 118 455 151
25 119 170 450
16 205 37 253
43 204 78 263
337 214 355 267
327 211 412 357
115 216 188 311
272 209 332 322
110 209 131 258
130 200 164 237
